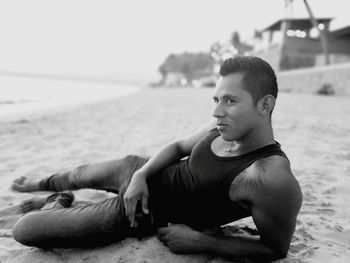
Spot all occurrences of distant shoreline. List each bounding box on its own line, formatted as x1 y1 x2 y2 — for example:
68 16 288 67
0 76 143 123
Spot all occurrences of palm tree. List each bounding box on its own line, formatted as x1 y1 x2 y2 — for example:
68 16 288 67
302 0 330 64
285 0 330 65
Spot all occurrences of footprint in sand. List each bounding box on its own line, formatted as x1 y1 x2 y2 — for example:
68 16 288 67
302 201 333 211
302 190 317 202
0 204 22 217
0 229 12 238
302 201 318 207
322 187 338 195
82 255 99 263
0 219 5 228
0 195 15 203
326 229 350 244
288 226 315 260
300 208 336 216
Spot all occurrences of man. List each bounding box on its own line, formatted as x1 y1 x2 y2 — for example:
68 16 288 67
12 56 302 262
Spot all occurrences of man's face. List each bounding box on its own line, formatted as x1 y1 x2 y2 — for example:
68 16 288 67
212 73 261 142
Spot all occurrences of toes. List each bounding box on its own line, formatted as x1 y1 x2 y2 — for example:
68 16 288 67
13 176 27 184
11 177 28 191
20 201 33 213
21 205 33 214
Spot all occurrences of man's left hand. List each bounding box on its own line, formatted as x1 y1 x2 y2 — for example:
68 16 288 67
157 223 205 254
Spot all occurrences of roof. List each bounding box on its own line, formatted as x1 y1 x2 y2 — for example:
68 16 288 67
263 18 333 32
331 25 350 37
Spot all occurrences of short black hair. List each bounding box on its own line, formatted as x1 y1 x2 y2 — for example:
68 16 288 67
219 56 278 104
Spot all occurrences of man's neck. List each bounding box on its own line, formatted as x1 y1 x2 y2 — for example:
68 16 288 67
224 126 275 155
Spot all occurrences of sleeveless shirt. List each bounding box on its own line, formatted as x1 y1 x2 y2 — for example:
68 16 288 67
148 128 288 229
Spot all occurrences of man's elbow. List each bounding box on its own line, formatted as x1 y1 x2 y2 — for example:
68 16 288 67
253 248 288 263
276 250 288 260
262 230 293 260
272 245 289 260
262 241 290 261
175 141 190 157
257 249 287 263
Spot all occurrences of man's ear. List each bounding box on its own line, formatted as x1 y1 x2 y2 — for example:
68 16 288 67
258 95 275 116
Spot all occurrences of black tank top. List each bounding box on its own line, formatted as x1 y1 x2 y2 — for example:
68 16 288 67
148 128 288 229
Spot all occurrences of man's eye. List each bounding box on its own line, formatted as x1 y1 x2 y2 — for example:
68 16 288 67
225 99 235 104
213 98 219 104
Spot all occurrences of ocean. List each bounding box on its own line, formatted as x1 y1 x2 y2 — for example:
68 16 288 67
0 75 141 122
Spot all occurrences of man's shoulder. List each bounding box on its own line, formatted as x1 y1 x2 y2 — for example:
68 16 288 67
229 155 301 204
249 155 292 185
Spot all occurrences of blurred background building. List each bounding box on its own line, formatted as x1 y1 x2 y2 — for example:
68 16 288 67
247 17 350 71
158 0 350 96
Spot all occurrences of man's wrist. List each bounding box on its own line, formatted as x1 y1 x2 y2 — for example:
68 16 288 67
195 231 217 253
133 169 148 180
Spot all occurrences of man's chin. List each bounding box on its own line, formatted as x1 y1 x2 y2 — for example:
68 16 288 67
218 130 236 142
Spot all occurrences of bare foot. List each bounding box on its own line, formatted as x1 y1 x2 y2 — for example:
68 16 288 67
11 176 42 192
20 196 47 213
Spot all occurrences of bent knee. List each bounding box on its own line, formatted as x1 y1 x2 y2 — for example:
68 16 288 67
12 213 42 247
123 154 141 162
123 155 149 169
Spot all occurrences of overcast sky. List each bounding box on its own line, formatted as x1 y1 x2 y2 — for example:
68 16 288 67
0 0 348 81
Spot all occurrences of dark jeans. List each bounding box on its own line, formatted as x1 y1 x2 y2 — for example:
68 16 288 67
12 155 154 248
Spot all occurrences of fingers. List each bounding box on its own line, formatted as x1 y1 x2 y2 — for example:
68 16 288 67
141 195 149 214
11 176 26 191
123 177 149 227
125 198 149 228
13 176 26 184
157 227 167 235
20 201 33 213
156 226 174 251
124 198 137 227
156 222 173 236
157 228 168 246
129 205 137 227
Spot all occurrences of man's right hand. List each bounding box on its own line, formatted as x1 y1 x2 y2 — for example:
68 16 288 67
123 170 149 227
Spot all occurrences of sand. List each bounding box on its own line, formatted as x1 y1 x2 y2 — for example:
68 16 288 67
0 86 349 262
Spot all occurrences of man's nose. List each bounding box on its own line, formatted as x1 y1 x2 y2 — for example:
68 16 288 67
212 102 225 118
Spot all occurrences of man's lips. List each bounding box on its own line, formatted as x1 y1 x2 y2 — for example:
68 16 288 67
217 122 228 126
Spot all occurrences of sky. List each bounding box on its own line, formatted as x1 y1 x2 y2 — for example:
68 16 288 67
0 0 349 82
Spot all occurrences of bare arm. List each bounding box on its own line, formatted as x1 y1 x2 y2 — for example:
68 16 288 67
124 120 216 226
137 120 216 178
158 224 281 262
227 157 302 259
193 198 298 262
158 157 302 261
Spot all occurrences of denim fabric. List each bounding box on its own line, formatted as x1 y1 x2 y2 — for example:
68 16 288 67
13 155 155 248
39 155 149 194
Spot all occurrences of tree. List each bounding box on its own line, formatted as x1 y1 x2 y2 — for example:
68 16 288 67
230 31 253 56
302 0 329 64
285 0 329 65
158 52 215 83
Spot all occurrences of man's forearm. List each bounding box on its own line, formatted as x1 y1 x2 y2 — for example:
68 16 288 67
197 232 286 262
137 142 185 179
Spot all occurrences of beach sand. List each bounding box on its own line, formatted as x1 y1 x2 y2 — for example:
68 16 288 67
0 87 349 262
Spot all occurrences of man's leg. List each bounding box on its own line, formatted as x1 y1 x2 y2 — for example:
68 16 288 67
12 192 152 248
12 155 149 194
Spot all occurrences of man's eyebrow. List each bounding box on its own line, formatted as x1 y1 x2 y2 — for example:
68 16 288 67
213 95 239 100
